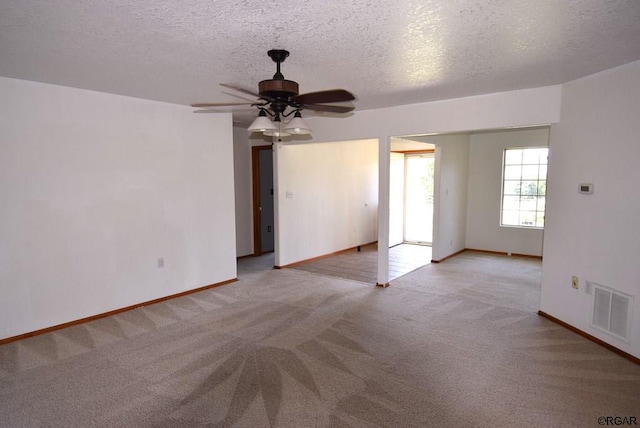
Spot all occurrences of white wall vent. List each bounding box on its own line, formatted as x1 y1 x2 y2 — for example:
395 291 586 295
590 282 633 342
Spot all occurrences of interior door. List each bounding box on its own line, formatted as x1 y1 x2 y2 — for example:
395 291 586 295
252 146 275 255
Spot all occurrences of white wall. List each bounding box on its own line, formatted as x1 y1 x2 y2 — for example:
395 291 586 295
232 127 253 257
388 152 406 247
0 77 237 340
431 134 470 261
466 128 550 256
274 139 378 266
541 61 640 358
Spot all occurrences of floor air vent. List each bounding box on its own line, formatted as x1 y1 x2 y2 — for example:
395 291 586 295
591 282 633 342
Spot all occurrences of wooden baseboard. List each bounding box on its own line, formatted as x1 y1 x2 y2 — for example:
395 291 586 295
465 248 543 259
537 311 639 366
0 278 238 346
376 283 390 288
277 245 537 268
431 249 466 263
276 241 378 269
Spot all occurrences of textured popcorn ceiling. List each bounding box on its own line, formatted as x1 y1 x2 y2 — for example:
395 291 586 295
1 0 639 124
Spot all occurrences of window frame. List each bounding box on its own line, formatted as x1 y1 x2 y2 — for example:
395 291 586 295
500 146 549 230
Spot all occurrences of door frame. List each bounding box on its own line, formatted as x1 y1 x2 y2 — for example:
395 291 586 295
252 144 273 256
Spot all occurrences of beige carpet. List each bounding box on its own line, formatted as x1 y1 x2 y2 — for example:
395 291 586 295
0 251 638 427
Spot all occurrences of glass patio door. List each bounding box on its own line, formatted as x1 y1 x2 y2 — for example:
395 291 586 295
404 154 434 244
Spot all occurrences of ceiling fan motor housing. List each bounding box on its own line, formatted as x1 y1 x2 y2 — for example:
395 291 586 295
258 79 299 99
259 49 300 114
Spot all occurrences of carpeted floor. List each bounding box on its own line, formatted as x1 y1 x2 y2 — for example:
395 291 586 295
0 251 638 427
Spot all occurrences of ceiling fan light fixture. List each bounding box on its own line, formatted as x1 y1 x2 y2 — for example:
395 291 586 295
263 129 291 137
263 114 291 137
201 49 352 137
248 110 277 133
284 111 311 135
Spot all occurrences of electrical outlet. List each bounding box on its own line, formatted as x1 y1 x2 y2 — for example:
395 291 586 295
158 257 164 268
572 276 578 289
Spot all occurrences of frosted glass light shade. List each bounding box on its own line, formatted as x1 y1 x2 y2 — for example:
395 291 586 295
263 114 291 137
284 115 311 135
248 113 277 132
263 127 291 137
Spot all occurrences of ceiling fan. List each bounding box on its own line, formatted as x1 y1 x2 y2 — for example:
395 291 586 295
191 49 355 136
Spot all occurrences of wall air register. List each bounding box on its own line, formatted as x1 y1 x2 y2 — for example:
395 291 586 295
590 282 633 342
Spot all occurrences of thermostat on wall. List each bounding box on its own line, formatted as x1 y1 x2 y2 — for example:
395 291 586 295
579 183 594 194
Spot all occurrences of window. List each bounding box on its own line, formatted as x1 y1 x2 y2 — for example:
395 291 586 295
501 147 548 228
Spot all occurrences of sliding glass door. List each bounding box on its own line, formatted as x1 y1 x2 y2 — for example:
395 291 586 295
404 153 434 245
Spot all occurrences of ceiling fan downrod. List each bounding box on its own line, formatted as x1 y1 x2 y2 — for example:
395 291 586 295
259 49 299 103
267 49 289 80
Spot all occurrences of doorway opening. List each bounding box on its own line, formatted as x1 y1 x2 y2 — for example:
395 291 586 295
252 145 275 256
390 149 435 248
388 142 435 279
404 153 435 245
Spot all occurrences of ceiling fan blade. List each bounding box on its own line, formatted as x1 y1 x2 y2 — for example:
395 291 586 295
221 91 259 103
191 102 254 107
303 103 355 114
219 83 262 99
194 106 256 113
293 89 355 105
194 109 222 113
